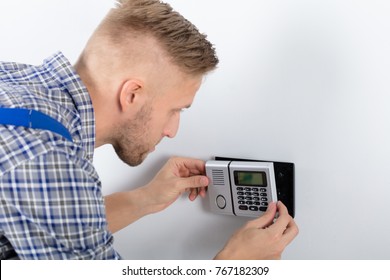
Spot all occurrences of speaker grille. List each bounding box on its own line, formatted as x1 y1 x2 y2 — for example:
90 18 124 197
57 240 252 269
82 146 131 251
212 169 225 185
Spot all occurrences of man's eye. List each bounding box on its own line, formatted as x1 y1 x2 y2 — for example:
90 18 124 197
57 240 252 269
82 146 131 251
175 109 185 114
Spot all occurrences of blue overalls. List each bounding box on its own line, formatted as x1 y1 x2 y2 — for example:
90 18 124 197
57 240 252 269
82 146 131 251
0 108 72 142
0 107 72 259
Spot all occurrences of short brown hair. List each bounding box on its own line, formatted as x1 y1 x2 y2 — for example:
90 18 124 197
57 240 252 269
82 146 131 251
101 0 219 75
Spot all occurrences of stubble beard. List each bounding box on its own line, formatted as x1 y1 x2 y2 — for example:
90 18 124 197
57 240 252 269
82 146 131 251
113 104 153 167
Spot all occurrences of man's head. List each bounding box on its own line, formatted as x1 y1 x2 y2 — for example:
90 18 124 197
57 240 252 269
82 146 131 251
76 0 218 166
103 0 219 76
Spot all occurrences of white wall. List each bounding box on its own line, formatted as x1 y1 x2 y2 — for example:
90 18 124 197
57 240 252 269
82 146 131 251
1 0 390 259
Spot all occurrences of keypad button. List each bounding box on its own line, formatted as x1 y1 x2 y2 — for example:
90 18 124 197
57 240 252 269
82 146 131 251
239 205 248 211
261 202 268 206
237 192 244 195
260 193 267 196
237 196 245 200
260 188 267 192
249 206 258 211
253 192 260 196
237 187 244 191
216 195 226 209
259 207 268 212
253 197 260 201
246 201 253 205
252 188 259 192
254 202 261 206
261 197 267 201
238 200 245 205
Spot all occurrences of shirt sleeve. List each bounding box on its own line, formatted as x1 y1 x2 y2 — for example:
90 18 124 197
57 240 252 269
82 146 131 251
0 149 121 259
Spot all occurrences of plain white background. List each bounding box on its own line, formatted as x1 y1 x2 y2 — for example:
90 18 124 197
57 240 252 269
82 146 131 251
1 0 389 259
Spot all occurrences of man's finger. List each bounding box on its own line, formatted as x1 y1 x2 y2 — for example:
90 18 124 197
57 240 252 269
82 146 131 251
173 157 206 176
245 202 277 229
268 201 294 235
177 175 209 191
279 218 299 247
188 188 198 201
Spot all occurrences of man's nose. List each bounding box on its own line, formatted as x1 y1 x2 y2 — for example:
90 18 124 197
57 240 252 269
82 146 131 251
164 113 180 138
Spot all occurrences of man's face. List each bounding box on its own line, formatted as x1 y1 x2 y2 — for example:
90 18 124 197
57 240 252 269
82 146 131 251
113 76 202 166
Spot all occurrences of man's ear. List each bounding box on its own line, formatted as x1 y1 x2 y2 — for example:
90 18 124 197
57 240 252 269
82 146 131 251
118 79 146 114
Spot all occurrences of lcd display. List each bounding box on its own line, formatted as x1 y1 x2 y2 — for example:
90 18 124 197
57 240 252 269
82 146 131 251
234 171 266 186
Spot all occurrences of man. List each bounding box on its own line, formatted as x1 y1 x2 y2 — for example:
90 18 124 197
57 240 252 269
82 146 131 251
0 0 298 259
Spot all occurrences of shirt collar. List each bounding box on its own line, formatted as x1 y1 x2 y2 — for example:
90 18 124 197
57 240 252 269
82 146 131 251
43 52 96 160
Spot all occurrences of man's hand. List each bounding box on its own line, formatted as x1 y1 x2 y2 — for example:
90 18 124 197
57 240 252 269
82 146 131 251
140 157 209 214
214 201 299 260
105 157 209 233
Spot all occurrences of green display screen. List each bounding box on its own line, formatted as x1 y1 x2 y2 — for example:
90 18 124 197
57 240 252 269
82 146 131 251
234 171 266 186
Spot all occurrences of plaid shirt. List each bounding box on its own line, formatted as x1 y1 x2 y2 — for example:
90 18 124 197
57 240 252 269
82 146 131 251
0 52 120 259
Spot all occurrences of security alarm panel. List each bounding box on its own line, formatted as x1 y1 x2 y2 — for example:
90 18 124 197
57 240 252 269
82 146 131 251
206 157 294 218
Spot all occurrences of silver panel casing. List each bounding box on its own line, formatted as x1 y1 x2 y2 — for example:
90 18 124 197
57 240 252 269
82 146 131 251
206 160 278 217
205 161 233 215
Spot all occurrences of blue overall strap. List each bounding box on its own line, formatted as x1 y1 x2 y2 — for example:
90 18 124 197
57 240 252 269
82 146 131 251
0 108 73 142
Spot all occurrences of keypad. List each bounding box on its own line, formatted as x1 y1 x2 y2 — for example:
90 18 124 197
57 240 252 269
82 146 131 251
236 186 268 212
